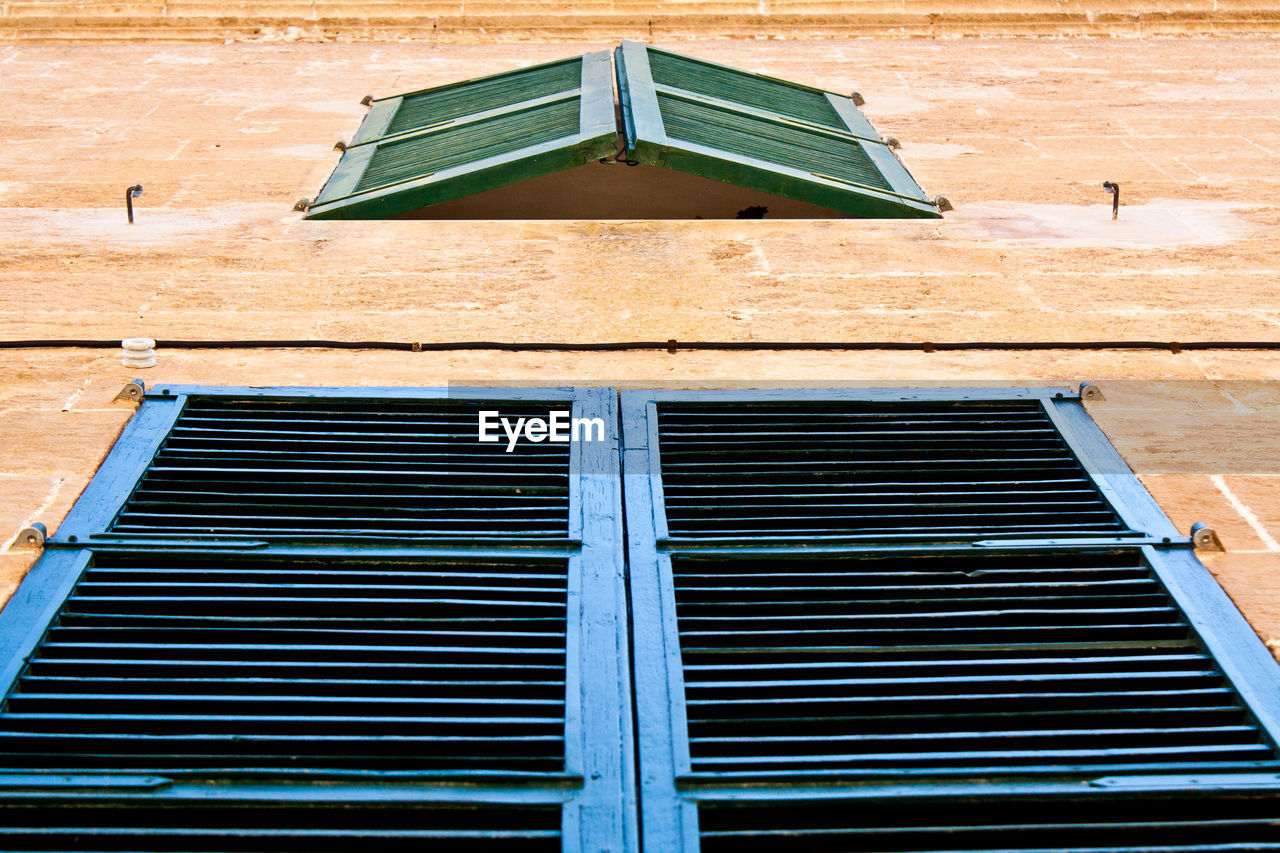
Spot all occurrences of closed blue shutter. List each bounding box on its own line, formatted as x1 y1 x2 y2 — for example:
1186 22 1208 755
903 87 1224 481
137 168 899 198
0 386 634 853
622 388 1280 852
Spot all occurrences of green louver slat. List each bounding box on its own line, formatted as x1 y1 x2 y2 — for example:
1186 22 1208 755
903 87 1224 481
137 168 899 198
654 93 890 193
646 50 843 130
616 40 941 219
357 99 580 194
386 58 584 137
306 51 617 220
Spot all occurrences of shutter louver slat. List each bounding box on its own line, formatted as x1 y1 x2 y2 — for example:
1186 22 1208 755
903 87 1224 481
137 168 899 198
645 49 845 130
656 401 1129 540
109 398 571 538
697 793 1280 852
385 58 584 137
0 802 562 852
654 93 891 192
357 99 581 194
0 554 568 773
674 551 1277 776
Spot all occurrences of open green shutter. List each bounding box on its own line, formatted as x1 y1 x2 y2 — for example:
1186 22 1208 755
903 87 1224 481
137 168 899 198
615 41 941 219
622 388 1280 852
306 53 618 220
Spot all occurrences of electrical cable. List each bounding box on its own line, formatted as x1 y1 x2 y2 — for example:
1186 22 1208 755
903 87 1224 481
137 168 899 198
2 338 1280 350
3 339 1280 352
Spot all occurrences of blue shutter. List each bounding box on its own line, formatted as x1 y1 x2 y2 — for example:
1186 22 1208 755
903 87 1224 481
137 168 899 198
622 387 1280 852
0 386 634 853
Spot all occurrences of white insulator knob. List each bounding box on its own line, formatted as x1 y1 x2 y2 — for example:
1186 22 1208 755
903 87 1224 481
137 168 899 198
122 337 157 368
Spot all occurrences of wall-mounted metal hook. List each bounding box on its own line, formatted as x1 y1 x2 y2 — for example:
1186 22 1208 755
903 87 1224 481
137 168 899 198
125 184 143 224
1103 181 1120 220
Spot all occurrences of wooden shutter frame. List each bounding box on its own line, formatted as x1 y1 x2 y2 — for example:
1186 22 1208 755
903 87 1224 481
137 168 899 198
0 386 635 853
620 386 1280 852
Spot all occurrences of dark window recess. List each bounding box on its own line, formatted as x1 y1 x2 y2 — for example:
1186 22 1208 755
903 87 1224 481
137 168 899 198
655 400 1129 540
0 553 567 773
110 397 571 539
0 802 562 853
306 42 940 221
675 550 1276 776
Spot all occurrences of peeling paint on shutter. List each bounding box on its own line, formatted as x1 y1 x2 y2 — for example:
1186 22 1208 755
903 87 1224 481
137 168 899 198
306 52 618 220
615 41 941 219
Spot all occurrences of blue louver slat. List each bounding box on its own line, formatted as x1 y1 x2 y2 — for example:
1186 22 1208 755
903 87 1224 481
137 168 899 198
0 801 562 852
675 550 1277 777
654 400 1130 541
108 397 572 539
0 553 568 773
697 790 1280 852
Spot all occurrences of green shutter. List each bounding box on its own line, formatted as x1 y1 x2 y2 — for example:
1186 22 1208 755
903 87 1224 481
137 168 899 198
306 53 618 220
615 41 941 219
